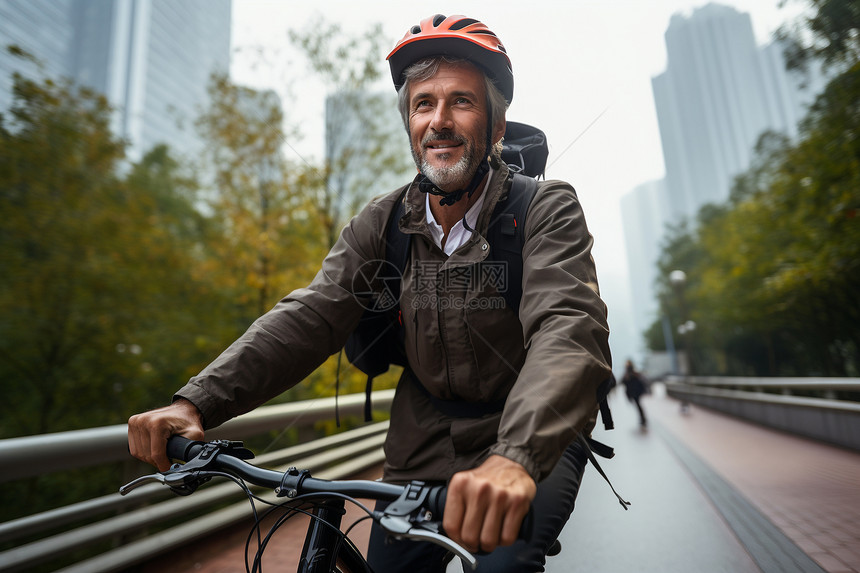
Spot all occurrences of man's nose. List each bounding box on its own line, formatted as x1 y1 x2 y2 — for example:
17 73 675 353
429 103 454 132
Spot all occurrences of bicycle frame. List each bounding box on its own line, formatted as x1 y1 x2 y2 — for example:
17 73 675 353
298 497 370 573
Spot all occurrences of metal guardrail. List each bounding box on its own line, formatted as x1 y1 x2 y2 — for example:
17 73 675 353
666 375 860 393
0 389 395 482
0 390 395 573
664 376 860 451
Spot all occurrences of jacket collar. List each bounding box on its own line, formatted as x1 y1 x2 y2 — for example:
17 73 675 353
400 162 511 239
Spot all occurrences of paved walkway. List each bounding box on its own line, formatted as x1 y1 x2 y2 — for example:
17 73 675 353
138 384 860 572
540 384 860 573
647 385 860 573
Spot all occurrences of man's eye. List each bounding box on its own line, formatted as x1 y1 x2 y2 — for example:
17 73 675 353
455 97 471 105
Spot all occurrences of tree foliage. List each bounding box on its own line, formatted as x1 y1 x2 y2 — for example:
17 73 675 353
0 16 409 437
195 73 326 320
0 73 133 436
0 18 410 524
0 73 232 437
649 62 860 376
777 0 860 73
290 18 412 247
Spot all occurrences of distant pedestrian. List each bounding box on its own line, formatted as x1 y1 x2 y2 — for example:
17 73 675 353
621 359 648 428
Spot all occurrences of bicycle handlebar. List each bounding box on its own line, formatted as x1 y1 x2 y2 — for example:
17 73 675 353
122 436 483 569
161 435 446 511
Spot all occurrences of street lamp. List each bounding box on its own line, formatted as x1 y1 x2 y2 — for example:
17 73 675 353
669 269 687 289
669 269 695 376
659 298 680 376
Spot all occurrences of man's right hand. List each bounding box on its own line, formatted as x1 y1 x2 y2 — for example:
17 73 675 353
128 398 204 472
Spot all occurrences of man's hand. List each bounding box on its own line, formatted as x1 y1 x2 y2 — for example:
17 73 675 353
128 398 204 472
443 455 537 554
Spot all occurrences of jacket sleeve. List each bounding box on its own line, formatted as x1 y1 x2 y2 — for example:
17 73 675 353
489 180 612 481
174 194 396 429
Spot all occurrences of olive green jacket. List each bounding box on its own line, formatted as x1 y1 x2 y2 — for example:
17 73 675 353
175 163 612 482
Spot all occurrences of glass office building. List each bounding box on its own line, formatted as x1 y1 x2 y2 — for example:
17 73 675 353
0 0 231 161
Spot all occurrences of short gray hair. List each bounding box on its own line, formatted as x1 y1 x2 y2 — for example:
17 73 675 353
397 57 508 153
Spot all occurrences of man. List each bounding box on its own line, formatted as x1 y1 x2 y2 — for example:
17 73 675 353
128 14 611 572
621 359 648 427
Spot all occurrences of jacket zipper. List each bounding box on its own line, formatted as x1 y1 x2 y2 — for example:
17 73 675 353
413 309 420 366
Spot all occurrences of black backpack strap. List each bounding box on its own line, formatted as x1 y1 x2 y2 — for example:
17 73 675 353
578 433 631 510
341 188 410 424
597 375 616 431
386 189 411 282
362 189 411 421
486 172 539 313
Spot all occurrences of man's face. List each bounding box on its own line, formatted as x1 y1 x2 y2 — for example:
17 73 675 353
407 61 493 192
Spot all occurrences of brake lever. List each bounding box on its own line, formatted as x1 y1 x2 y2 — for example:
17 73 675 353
119 469 207 496
120 473 167 495
122 440 250 497
378 514 478 570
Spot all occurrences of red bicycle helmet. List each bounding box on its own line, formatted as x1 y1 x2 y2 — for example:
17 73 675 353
387 14 514 104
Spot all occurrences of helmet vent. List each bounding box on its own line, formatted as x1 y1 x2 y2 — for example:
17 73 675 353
411 25 421 34
449 18 479 30
432 14 447 27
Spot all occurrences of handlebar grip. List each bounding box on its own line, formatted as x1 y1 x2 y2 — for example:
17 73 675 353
166 435 204 462
426 484 447 519
425 486 534 543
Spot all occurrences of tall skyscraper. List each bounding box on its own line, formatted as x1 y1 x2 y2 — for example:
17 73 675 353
652 3 823 221
620 179 670 346
622 3 826 350
0 0 75 113
0 0 232 162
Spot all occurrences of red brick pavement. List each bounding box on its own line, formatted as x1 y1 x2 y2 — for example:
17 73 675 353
650 385 860 573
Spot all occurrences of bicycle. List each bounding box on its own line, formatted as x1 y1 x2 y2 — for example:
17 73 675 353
120 436 514 572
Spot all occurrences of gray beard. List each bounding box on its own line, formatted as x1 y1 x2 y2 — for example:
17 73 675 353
412 137 481 191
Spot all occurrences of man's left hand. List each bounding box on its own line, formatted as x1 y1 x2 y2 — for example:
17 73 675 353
443 455 537 553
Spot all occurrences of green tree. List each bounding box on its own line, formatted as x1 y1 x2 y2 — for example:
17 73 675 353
777 0 860 73
652 220 709 373
191 73 370 424
758 62 860 373
195 73 323 321
646 67 860 375
0 71 129 436
694 134 797 375
290 18 412 248
0 68 240 437
120 144 244 406
280 19 411 411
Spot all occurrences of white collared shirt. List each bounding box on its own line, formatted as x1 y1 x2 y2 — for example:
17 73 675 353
425 170 492 256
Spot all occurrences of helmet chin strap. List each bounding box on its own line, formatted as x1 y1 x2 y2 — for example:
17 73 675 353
417 157 490 207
